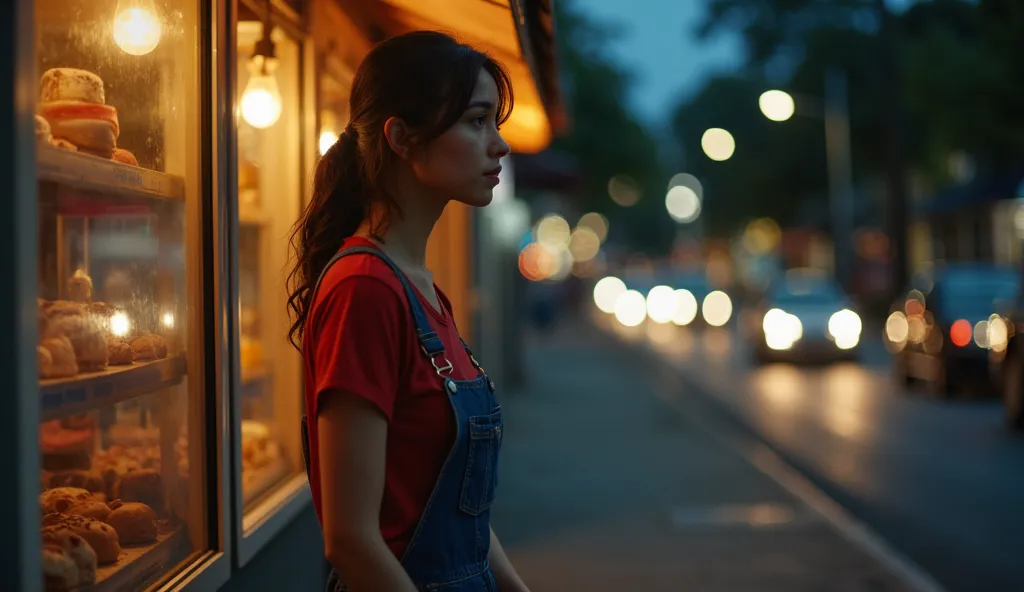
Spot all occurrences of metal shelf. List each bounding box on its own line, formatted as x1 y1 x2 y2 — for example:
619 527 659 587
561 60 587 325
40 354 188 421
37 144 186 201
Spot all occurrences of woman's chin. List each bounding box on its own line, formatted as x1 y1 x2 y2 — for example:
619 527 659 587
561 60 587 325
454 191 495 208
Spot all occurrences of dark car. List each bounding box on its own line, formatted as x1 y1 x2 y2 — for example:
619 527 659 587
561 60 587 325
887 263 1018 397
751 271 861 363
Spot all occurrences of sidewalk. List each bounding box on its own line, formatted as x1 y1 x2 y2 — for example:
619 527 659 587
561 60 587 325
490 320 916 592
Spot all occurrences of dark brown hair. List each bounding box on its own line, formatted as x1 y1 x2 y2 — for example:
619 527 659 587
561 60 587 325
287 31 513 349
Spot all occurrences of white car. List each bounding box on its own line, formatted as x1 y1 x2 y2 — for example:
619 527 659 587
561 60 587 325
752 274 862 364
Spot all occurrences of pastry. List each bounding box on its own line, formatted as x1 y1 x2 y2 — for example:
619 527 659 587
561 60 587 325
46 301 87 318
89 302 115 317
39 336 78 379
130 334 167 360
108 339 134 365
106 501 157 544
39 68 106 105
67 500 111 522
114 469 163 511
49 137 77 152
35 114 52 143
39 487 93 514
46 515 120 564
65 269 93 303
41 527 97 586
112 148 138 166
39 101 119 159
107 425 160 448
38 345 53 377
41 543 77 591
46 314 108 371
40 420 92 455
49 470 105 494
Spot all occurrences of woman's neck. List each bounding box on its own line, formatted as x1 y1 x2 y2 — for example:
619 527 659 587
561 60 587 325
356 188 446 269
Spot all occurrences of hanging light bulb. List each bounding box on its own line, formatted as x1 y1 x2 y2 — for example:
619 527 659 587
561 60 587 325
112 0 163 56
241 54 282 128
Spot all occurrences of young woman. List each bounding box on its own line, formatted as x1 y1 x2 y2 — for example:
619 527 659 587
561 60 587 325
287 31 530 592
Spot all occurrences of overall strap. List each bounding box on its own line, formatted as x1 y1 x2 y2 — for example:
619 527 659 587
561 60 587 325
310 245 452 375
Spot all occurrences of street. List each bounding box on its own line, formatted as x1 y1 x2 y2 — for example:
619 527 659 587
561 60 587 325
492 321 921 591
602 311 1024 592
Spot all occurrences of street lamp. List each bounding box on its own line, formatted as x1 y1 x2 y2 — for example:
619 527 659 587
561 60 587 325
759 90 795 122
701 128 735 161
760 70 854 287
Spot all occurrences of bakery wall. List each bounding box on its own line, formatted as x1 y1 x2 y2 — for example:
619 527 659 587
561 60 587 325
218 506 329 592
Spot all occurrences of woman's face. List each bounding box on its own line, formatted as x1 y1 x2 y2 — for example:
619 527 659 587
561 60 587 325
411 69 511 207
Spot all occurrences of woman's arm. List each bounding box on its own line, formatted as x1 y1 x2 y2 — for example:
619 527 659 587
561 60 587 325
489 527 530 592
318 391 418 592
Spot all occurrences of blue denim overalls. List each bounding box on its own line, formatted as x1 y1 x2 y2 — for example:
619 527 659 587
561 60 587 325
301 245 504 592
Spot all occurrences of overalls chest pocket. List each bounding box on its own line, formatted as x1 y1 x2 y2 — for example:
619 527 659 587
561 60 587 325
459 407 503 516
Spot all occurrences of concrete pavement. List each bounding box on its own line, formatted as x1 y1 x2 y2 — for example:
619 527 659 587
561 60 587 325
490 320 919 592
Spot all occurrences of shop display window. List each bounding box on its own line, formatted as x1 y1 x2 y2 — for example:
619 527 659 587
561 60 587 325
34 0 210 589
235 7 304 520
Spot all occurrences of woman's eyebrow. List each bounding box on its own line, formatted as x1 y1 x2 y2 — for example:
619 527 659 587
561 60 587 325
465 100 494 111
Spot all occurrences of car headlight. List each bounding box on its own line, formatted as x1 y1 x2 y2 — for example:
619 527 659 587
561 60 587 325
828 309 862 349
763 308 803 350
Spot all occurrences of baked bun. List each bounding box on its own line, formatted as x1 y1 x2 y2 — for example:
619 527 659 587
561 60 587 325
49 470 105 494
89 302 115 317
41 526 97 586
130 334 167 361
112 148 138 166
40 68 106 104
41 543 77 591
49 137 77 152
65 269 93 303
40 487 93 514
108 340 134 365
38 346 53 378
45 301 87 318
51 119 117 159
106 501 157 544
39 336 78 379
46 314 108 371
47 515 120 564
67 500 111 522
114 469 163 511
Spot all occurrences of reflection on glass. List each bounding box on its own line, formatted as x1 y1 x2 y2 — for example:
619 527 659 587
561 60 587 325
236 20 303 513
34 0 205 588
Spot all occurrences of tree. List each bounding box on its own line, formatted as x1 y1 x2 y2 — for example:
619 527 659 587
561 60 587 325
546 0 673 253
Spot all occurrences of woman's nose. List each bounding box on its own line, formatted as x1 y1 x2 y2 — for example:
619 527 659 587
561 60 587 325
493 132 511 158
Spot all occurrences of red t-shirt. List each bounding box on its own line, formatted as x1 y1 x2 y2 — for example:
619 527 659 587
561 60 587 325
303 237 478 559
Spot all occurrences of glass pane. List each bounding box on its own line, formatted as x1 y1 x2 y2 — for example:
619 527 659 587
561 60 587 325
34 0 207 589
236 19 304 514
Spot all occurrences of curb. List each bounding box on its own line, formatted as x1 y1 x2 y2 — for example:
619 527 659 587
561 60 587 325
590 319 948 592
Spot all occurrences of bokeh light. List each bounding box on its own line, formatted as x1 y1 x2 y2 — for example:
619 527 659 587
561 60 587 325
593 276 627 313
608 174 641 206
702 291 733 327
518 243 557 282
569 227 601 262
577 212 609 243
614 289 647 327
536 214 571 251
646 285 678 324
672 289 699 326
759 90 796 122
665 185 702 223
701 128 735 161
667 172 704 198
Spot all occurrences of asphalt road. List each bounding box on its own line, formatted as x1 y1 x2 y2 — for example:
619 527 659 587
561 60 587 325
613 314 1024 592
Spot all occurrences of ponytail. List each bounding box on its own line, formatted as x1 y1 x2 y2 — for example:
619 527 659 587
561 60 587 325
286 128 367 349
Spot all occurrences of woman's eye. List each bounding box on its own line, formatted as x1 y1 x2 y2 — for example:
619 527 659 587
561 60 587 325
474 116 487 127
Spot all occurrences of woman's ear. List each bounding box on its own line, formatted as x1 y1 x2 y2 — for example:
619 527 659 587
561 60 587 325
383 117 415 160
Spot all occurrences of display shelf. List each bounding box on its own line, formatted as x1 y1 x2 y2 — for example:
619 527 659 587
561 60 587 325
40 354 188 421
37 144 186 201
91 528 189 592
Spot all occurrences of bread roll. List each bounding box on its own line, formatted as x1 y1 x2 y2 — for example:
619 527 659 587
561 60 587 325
45 301 87 318
39 336 78 379
40 68 105 104
131 334 167 361
46 314 108 371
114 469 163 511
41 543 78 591
112 148 138 166
41 527 97 586
46 515 120 564
106 501 157 544
49 119 117 159
68 501 111 522
40 487 93 515
65 269 93 303
35 114 52 143
49 137 77 152
108 340 134 365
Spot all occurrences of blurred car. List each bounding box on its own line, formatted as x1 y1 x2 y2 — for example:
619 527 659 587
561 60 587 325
886 263 1018 397
623 271 735 328
993 284 1024 428
751 271 862 364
